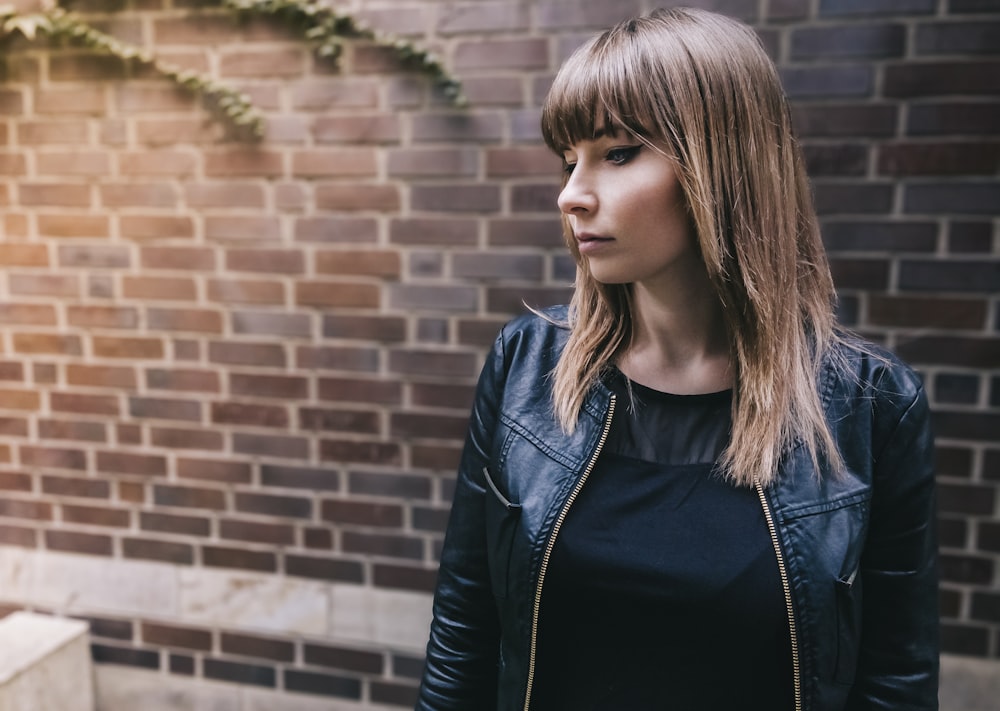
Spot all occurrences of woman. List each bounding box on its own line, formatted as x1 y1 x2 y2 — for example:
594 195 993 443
417 8 937 711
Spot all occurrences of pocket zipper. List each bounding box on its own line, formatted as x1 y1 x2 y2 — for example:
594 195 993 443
483 466 522 514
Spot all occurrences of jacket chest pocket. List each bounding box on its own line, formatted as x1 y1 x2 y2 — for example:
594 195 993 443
483 465 521 600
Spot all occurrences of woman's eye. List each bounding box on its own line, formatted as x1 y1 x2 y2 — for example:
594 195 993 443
606 146 641 165
563 162 576 175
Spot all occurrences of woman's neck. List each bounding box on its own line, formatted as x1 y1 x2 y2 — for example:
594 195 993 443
617 279 732 394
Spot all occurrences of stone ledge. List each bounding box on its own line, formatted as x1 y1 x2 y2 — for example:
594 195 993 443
941 653 1000 711
0 611 94 711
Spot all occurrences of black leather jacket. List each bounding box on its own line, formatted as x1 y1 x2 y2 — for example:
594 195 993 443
417 308 938 711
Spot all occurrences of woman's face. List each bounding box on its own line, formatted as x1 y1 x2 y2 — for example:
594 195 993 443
558 129 701 291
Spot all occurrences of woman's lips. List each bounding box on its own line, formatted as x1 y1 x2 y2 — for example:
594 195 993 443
575 233 614 254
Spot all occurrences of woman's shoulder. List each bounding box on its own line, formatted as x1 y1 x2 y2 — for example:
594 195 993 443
492 305 571 363
824 331 927 419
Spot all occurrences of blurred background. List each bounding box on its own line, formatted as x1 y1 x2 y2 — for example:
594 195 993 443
0 0 997 708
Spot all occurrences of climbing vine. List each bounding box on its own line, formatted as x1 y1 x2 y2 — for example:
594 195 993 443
0 0 464 139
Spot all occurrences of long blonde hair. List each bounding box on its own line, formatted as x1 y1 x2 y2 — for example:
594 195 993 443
540 7 844 486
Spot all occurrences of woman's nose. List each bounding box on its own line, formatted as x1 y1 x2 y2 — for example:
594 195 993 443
557 168 596 215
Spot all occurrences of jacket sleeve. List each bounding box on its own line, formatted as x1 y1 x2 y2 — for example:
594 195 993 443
848 379 938 710
416 332 507 710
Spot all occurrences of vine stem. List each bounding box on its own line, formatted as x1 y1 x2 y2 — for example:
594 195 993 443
0 0 465 139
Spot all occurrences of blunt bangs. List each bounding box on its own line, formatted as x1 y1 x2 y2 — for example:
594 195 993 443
541 30 666 155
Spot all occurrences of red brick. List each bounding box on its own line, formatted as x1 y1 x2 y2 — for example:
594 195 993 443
38 418 107 442
0 471 32 492
260 464 341 492
42 475 110 499
885 60 1000 97
143 622 212 651
35 151 111 177
878 141 1000 176
321 499 403 528
232 433 309 459
9 273 80 298
454 38 549 70
140 510 211 537
390 218 478 246
791 24 905 60
208 340 286 367
315 185 400 211
234 491 312 519
204 149 284 178
817 0 934 15
21 445 87 471
146 368 220 393
62 504 130 528
388 349 479 378
67 364 138 389
206 278 286 305
907 102 1000 136
58 245 131 269
291 149 377 178
17 120 89 145
139 247 214 271
119 151 197 178
916 21 1000 56
45 530 112 556
49 391 120 417
148 308 224 334
295 281 381 308
149 427 224 450
0 152 27 176
12 333 83 357
230 373 308 400
101 183 178 208
18 183 91 207
319 439 401 466
37 213 111 239
211 402 289 429
412 113 503 143
203 546 277 573
0 244 47 268
97 451 168 477
123 276 197 301
0 498 52 521
321 315 405 343
387 148 479 178
231 310 310 338
0 303 57 326
120 215 195 241
298 407 379 435
284 555 363 583
868 296 987 329
0 90 24 116
205 216 282 241
226 249 304 274
183 183 265 208
220 519 294 545
221 631 295 663
297 346 379 372
124 538 194 565
411 185 501 213
154 484 226 510
487 286 573 313
34 86 106 114
129 396 201 422
371 680 419 707
63 305 138 335
292 79 380 110
311 115 401 144
903 183 1000 215
511 183 560 213
373 563 437 593
0 525 36 548
437 3 529 33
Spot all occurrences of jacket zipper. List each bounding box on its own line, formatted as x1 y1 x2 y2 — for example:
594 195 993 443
755 481 802 711
522 394 616 711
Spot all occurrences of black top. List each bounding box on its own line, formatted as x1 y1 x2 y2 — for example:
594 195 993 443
530 371 793 710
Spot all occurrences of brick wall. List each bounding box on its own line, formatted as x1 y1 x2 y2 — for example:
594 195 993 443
0 0 997 707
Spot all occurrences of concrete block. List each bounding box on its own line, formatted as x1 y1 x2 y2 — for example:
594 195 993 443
0 611 94 711
940 653 1000 711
